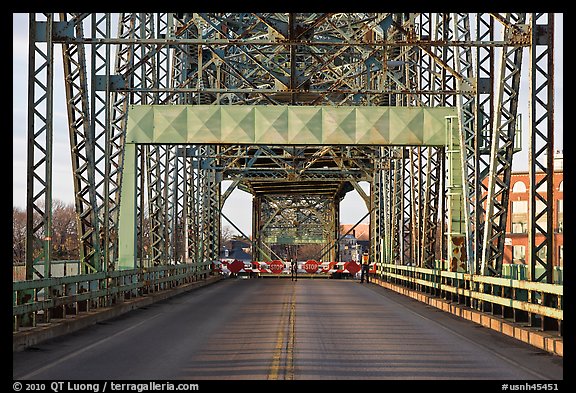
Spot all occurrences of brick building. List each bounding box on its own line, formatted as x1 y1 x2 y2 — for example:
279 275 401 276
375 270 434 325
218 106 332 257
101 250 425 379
501 154 563 266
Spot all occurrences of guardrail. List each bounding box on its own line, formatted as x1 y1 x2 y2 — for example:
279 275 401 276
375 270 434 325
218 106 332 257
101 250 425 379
375 263 563 336
13 262 212 332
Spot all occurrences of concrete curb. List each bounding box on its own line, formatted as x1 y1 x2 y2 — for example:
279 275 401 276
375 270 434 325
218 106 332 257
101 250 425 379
370 277 563 357
13 275 224 352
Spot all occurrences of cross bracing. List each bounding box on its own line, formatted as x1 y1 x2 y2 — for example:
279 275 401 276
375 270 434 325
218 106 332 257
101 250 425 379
24 13 557 292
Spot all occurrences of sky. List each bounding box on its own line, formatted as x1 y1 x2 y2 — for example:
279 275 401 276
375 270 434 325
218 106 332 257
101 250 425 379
12 13 563 236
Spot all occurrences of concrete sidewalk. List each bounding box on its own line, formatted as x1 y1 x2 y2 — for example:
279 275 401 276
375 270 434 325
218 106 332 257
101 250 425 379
370 277 563 357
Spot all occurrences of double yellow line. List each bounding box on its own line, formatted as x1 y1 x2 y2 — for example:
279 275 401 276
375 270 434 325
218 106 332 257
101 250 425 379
268 283 296 380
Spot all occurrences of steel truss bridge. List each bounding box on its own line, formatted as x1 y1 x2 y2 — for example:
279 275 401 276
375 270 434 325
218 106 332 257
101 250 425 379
15 13 561 341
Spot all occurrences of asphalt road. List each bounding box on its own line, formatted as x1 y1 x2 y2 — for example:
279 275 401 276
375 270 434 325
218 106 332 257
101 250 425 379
13 278 563 380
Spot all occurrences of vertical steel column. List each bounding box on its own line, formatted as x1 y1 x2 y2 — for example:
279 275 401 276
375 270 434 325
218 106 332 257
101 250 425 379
22 14 54 327
475 13 495 275
134 13 157 104
183 147 198 264
528 13 556 331
407 5 427 267
181 148 188 264
164 146 176 263
431 13 449 107
420 147 442 268
145 145 166 265
391 152 403 264
401 14 419 107
417 13 433 107
131 14 170 266
136 13 162 268
333 196 341 264
382 148 393 267
401 148 411 265
174 147 185 263
481 13 527 276
409 147 421 266
156 13 172 104
112 13 136 270
199 146 221 265
259 197 276 260
136 144 146 267
210 148 222 266
195 148 204 264
60 13 101 274
453 13 476 273
252 196 263 261
416 14 444 268
412 13 457 270
438 13 457 107
370 147 385 268
446 116 466 272
26 13 54 283
157 15 178 265
117 143 138 271
528 13 555 283
91 13 112 273
418 147 430 268
439 14 459 271
171 15 199 265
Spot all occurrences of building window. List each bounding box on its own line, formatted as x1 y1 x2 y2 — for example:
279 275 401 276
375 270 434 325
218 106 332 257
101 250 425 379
512 222 527 233
558 180 563 192
513 245 525 264
512 200 528 213
511 200 528 233
512 181 527 193
558 245 563 267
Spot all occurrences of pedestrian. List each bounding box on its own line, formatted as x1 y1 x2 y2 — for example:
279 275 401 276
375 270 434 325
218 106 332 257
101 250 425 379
291 259 298 282
360 253 370 283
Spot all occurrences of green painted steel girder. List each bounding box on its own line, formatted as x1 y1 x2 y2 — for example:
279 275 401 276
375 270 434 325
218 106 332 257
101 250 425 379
126 105 457 146
119 105 461 270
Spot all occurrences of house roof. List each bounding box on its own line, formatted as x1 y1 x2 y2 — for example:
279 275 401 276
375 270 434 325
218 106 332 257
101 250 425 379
220 245 252 262
339 223 370 241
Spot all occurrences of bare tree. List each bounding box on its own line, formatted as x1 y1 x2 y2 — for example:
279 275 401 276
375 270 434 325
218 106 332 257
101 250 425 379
12 199 80 265
221 225 237 249
297 244 324 261
51 200 78 260
13 207 26 264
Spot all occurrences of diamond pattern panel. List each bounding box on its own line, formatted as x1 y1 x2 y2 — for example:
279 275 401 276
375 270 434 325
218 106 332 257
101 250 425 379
288 107 323 144
126 105 457 146
255 106 289 144
153 105 188 143
389 107 423 145
126 105 155 143
221 106 255 144
186 106 221 143
355 107 390 144
323 107 356 144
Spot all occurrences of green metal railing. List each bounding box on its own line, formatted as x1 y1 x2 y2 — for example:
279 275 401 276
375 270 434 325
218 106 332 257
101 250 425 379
375 262 563 336
13 262 212 332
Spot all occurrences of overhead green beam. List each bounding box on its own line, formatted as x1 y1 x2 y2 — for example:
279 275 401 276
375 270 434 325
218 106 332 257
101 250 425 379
126 105 457 146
